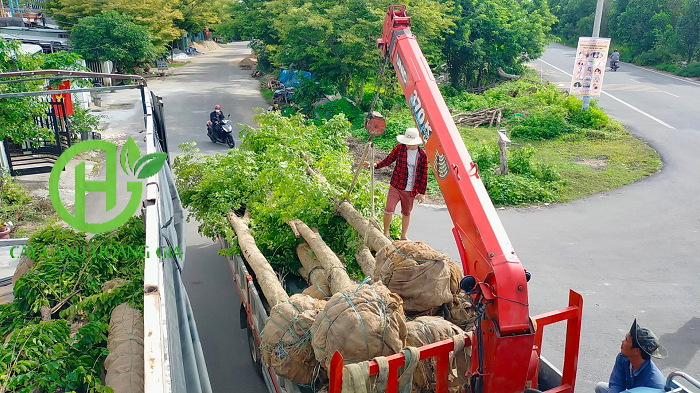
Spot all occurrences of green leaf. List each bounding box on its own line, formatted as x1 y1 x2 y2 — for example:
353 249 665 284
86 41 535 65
135 153 168 179
120 137 141 174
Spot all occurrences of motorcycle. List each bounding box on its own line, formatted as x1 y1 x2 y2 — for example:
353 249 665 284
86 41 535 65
206 114 236 148
610 60 620 72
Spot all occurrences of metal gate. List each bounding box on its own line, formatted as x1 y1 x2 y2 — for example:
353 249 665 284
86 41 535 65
3 100 72 176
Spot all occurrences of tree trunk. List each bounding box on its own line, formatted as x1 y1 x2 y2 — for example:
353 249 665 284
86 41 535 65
335 201 391 253
287 219 355 294
497 67 521 80
228 212 289 306
296 243 328 287
355 246 376 279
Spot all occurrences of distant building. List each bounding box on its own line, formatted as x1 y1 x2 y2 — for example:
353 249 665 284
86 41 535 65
0 26 69 52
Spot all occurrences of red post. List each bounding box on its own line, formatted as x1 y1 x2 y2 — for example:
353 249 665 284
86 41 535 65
48 80 74 117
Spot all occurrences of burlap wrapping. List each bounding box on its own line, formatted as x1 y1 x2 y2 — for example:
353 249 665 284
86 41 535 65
445 291 477 331
104 303 145 393
374 241 453 312
311 282 407 371
261 294 327 385
302 283 331 300
405 316 471 393
448 262 464 295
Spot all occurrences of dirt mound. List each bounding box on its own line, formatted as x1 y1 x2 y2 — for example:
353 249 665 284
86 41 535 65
238 57 258 66
191 40 221 52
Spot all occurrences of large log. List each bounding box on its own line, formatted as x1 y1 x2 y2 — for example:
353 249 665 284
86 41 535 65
355 246 376 279
288 219 355 294
228 212 289 306
296 243 328 287
335 200 391 253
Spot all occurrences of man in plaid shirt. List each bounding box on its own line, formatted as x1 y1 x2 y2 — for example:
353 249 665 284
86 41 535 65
368 127 428 240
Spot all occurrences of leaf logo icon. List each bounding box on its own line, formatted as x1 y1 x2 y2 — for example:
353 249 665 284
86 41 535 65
120 137 141 174
119 137 167 178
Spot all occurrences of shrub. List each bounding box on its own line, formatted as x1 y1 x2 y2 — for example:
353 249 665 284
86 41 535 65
656 63 681 73
315 99 363 126
677 62 700 77
563 96 609 129
482 173 557 205
510 108 572 140
634 47 676 66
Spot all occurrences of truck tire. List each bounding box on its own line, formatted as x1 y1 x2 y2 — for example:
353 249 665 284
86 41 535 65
247 320 264 378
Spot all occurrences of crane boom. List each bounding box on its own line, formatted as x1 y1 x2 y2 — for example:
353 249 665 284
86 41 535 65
377 6 536 392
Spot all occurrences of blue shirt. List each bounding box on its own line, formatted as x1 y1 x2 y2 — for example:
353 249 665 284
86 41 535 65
608 353 666 393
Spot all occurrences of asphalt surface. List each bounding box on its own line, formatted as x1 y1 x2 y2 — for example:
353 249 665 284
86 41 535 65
104 41 700 392
410 44 700 390
149 43 268 392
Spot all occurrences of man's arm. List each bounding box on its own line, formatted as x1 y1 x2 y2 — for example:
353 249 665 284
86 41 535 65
375 144 400 170
608 354 627 393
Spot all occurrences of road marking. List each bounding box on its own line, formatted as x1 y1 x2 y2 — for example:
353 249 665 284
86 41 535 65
625 63 700 87
537 59 676 130
663 91 680 98
631 79 641 84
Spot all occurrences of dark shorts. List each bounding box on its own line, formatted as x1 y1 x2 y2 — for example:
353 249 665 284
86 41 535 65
385 186 415 217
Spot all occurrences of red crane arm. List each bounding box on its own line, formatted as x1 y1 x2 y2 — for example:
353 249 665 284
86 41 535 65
377 5 530 335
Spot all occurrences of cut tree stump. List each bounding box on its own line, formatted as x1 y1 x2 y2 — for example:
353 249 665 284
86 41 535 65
355 246 376 279
296 243 328 288
287 219 355 294
228 212 289 307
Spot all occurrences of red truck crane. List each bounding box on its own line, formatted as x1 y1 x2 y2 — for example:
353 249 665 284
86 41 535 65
327 6 584 393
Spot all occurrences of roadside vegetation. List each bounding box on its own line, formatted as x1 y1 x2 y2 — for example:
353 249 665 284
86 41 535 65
0 175 61 238
0 217 145 392
549 0 700 77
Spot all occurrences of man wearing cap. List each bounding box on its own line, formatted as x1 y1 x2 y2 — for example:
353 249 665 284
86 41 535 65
210 104 225 139
595 319 667 393
367 127 428 240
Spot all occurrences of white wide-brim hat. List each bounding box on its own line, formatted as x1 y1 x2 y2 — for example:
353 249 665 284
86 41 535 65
396 127 422 146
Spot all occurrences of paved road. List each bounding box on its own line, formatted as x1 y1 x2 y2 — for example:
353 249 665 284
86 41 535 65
410 43 700 391
149 43 268 393
150 41 699 392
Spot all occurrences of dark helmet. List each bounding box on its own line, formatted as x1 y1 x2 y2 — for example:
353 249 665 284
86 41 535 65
613 49 618 52
215 104 221 110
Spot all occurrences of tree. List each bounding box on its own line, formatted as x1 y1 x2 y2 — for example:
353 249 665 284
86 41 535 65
222 0 453 98
45 0 183 54
70 12 156 73
675 0 700 62
442 0 556 89
0 38 87 143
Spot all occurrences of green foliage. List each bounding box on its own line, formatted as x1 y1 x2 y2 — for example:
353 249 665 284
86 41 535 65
443 0 556 88
677 61 700 76
173 111 387 274
550 0 700 67
224 0 455 94
314 99 364 126
656 63 681 73
0 217 145 392
71 11 156 72
0 38 87 143
291 78 336 114
0 175 59 235
69 106 104 141
563 95 609 129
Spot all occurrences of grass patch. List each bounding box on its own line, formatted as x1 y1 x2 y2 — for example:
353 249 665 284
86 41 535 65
261 87 274 104
350 77 660 205
457 122 660 204
169 60 191 68
0 175 61 238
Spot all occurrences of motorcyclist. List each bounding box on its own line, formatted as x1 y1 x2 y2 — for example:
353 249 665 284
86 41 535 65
610 49 620 68
210 104 225 138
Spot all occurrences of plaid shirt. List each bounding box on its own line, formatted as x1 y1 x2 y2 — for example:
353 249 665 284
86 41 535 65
376 144 428 197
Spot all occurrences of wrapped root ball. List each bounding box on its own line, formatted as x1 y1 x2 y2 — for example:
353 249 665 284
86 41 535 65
262 294 326 384
311 282 407 371
374 241 453 312
406 316 471 393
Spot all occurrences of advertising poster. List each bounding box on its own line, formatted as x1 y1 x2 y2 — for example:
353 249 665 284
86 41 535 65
570 37 611 96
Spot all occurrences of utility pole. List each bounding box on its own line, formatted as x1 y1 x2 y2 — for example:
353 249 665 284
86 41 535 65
582 0 605 111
